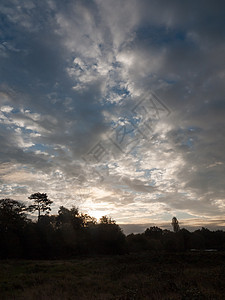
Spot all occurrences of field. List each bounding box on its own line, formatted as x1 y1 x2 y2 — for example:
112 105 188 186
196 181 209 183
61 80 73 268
1 252 225 299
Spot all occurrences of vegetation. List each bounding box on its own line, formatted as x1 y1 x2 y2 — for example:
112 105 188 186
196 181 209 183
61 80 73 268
0 195 127 259
1 195 225 259
27 193 53 221
1 193 225 298
1 252 225 299
171 216 180 233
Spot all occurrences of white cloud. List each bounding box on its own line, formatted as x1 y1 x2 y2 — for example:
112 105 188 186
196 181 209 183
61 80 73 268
0 105 13 113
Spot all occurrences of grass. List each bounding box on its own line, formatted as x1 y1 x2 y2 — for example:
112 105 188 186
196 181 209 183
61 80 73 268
1 252 225 299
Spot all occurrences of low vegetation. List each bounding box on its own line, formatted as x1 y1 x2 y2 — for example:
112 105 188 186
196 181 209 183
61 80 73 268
1 252 225 299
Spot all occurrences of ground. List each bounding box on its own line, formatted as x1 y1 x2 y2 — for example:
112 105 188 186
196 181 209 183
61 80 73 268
1 252 225 299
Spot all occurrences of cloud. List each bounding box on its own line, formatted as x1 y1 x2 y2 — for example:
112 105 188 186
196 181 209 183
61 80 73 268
0 0 225 227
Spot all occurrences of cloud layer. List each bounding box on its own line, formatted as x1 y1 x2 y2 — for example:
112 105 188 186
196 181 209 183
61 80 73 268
0 0 225 229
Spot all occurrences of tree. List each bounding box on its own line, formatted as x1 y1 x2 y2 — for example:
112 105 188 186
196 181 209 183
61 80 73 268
99 215 115 224
0 198 27 232
80 213 97 227
0 199 28 258
27 193 53 221
171 217 180 233
91 218 127 254
145 226 163 239
57 206 83 229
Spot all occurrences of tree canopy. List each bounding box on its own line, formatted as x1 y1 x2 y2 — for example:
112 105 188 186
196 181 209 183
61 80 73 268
27 193 53 220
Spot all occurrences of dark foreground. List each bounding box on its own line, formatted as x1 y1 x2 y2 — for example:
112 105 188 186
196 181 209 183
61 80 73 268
1 252 225 300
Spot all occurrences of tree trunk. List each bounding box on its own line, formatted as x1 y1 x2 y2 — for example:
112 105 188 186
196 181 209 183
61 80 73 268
38 205 40 222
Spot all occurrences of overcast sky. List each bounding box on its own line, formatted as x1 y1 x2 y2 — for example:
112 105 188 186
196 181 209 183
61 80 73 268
0 0 225 233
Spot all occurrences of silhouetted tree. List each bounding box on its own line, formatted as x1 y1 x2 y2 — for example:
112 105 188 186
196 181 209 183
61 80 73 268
0 199 27 258
90 217 127 254
0 198 27 232
55 206 84 256
57 206 83 230
27 193 53 221
126 233 149 252
5 191 225 259
145 226 163 239
80 213 97 227
171 217 180 233
100 215 115 224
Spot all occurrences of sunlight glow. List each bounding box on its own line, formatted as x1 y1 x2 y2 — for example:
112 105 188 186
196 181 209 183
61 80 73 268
88 210 106 221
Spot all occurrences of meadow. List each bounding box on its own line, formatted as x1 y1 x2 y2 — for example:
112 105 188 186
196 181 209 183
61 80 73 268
1 251 225 300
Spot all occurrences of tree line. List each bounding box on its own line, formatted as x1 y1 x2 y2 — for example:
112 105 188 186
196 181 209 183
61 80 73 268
0 193 126 259
1 193 225 259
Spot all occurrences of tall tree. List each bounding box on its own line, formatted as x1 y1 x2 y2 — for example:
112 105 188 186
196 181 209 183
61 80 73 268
27 193 53 221
171 217 180 233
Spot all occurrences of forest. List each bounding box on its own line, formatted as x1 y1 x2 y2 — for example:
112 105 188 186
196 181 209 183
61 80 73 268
1 193 225 259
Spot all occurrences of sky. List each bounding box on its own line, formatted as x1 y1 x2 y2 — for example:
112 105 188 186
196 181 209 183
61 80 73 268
0 0 225 234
